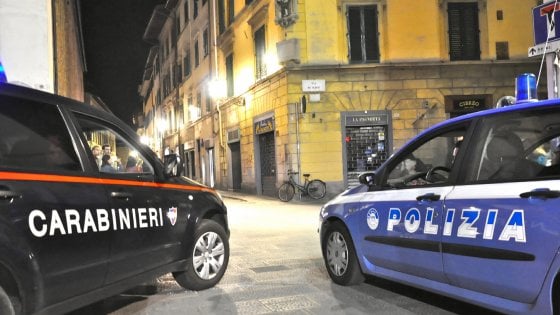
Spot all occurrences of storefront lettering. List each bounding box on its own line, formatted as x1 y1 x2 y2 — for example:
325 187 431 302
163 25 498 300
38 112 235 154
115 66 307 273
345 114 388 126
255 118 275 134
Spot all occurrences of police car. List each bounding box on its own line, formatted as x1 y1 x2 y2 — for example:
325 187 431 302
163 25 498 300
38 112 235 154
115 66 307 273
0 74 229 314
319 76 560 314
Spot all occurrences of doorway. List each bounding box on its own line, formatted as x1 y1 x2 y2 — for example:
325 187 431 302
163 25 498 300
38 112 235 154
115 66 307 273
258 132 276 197
229 142 242 190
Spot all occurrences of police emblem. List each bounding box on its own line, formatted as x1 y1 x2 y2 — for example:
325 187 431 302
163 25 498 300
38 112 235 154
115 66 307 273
366 208 379 230
167 207 178 226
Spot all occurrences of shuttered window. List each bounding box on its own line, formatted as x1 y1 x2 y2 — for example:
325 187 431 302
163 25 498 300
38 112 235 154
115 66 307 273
226 54 234 97
254 26 266 80
448 2 480 61
347 5 379 63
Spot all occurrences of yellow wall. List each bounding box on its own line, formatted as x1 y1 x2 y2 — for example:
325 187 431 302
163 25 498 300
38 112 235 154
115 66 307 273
214 0 540 194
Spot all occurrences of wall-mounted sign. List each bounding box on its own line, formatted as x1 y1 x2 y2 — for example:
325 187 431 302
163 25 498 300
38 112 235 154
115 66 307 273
302 79 325 92
454 99 482 110
255 117 275 134
345 113 388 126
445 95 490 114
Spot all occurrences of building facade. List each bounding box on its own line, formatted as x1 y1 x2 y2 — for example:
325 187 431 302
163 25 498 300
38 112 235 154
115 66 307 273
0 0 86 100
139 0 542 197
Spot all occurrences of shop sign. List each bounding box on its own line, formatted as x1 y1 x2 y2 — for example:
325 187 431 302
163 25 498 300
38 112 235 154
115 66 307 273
255 117 274 134
453 98 485 111
345 114 388 126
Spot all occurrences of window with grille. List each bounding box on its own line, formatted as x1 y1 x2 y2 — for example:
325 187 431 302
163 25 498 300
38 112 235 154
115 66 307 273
347 5 379 63
448 2 480 61
254 26 266 80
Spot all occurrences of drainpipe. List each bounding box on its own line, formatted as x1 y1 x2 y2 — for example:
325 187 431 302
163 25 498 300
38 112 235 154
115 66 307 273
212 0 226 150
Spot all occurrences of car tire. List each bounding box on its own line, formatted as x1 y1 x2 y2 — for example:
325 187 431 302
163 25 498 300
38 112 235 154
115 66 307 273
173 219 229 291
0 285 16 315
322 221 364 286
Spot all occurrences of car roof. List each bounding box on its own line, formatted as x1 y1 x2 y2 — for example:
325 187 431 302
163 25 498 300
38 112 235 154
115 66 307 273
408 98 560 143
0 82 122 126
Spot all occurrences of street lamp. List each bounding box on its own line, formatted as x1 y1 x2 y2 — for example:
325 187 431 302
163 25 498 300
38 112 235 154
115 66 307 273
208 79 228 150
208 79 227 99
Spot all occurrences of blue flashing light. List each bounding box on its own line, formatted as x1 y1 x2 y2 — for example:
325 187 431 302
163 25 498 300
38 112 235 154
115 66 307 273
0 62 6 83
515 73 537 104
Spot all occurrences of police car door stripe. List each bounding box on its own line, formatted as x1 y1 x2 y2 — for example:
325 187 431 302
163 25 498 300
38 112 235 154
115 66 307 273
0 171 214 194
364 236 535 261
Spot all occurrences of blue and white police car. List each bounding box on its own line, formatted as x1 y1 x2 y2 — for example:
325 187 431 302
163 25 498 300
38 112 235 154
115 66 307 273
0 66 229 314
319 76 560 314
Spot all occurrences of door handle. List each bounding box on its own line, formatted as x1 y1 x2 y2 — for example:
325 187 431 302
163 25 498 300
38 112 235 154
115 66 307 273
0 190 21 201
416 193 441 202
520 188 560 199
110 192 133 200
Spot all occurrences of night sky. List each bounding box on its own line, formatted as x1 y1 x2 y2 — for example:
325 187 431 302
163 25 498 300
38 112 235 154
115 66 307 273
81 0 164 126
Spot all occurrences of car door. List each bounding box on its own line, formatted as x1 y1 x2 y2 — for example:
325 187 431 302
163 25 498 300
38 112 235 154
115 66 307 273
0 95 110 305
358 124 468 282
442 107 560 304
73 113 184 283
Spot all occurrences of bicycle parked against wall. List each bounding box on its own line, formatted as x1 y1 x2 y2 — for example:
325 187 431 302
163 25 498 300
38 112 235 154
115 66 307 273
278 170 326 202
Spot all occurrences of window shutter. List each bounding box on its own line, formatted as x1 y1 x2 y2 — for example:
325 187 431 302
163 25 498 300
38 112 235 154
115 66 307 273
348 7 363 62
448 3 480 61
363 6 379 62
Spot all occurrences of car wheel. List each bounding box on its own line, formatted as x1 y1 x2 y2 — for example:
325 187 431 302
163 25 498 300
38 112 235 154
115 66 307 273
322 221 364 286
173 219 229 291
0 285 15 315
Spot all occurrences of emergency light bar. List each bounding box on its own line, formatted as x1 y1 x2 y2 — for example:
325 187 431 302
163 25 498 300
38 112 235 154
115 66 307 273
515 73 538 104
0 62 6 83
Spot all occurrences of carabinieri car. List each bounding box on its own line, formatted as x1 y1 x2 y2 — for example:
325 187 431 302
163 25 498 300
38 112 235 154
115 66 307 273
0 82 229 314
320 97 560 314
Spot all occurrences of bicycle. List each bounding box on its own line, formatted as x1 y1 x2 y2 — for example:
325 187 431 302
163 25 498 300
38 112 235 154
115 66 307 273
278 170 326 202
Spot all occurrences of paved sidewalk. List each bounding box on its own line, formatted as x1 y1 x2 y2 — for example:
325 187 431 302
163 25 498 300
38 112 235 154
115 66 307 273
218 189 329 206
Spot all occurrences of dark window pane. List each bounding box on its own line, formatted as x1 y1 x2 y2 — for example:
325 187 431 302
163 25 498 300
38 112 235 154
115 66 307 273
226 54 234 97
448 3 480 61
348 5 379 63
0 95 81 172
254 26 266 80
348 7 363 62
363 6 379 61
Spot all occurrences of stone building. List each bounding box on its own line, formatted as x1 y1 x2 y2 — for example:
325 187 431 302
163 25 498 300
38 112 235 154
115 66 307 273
139 0 541 197
0 0 86 101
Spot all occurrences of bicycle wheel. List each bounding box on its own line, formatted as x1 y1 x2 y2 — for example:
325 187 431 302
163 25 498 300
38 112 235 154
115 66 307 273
278 182 295 202
307 180 326 199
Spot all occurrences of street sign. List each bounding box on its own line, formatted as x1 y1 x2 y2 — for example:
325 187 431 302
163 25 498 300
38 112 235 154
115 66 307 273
528 39 560 57
533 2 560 45
302 79 325 92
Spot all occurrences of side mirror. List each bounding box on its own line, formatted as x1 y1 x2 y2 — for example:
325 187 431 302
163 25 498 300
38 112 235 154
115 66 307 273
358 172 376 186
164 154 183 177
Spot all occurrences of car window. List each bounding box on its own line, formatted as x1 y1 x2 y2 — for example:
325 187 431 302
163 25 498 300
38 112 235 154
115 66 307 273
465 108 560 182
0 94 81 172
386 127 466 187
75 115 154 176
